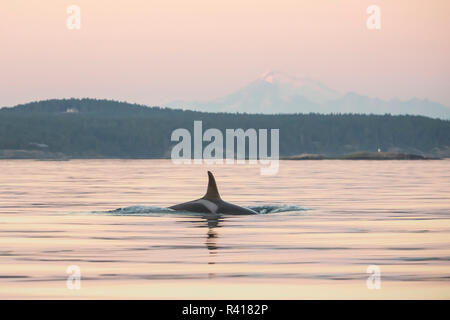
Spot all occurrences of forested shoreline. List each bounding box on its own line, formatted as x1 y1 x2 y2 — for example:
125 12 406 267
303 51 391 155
1 98 449 159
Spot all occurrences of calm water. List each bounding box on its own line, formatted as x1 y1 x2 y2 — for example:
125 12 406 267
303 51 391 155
0 159 449 299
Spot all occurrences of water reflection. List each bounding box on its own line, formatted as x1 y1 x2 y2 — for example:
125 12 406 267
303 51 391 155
203 215 221 279
203 214 221 256
196 214 223 257
206 227 218 255
177 214 224 277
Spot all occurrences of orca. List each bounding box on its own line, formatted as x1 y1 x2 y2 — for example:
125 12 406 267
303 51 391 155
169 171 257 215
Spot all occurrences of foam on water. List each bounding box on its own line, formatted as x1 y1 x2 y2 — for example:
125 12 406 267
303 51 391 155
248 204 307 214
95 204 307 216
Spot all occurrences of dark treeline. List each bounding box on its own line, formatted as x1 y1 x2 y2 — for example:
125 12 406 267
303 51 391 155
0 98 449 158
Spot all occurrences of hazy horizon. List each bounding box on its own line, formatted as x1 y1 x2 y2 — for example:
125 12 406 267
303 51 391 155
1 0 449 108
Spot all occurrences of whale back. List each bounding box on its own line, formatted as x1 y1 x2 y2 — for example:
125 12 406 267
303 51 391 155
203 171 221 200
169 170 257 215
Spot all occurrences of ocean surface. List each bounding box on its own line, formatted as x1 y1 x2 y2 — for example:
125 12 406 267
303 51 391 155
0 159 449 299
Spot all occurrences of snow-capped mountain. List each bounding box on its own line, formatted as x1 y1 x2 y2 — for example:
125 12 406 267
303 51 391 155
166 71 450 119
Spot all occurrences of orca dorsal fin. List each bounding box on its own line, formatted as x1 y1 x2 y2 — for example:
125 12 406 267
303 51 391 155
203 171 221 200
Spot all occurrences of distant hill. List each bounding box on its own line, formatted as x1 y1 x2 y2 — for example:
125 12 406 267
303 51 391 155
165 71 450 119
1 98 449 159
1 98 167 115
283 152 435 160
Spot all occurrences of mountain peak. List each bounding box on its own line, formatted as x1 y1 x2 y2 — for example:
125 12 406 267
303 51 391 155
165 71 450 119
256 71 342 105
259 71 310 87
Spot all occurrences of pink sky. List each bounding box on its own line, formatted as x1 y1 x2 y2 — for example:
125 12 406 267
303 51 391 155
1 0 449 107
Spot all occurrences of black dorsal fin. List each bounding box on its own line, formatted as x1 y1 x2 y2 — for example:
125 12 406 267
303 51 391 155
203 171 221 200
